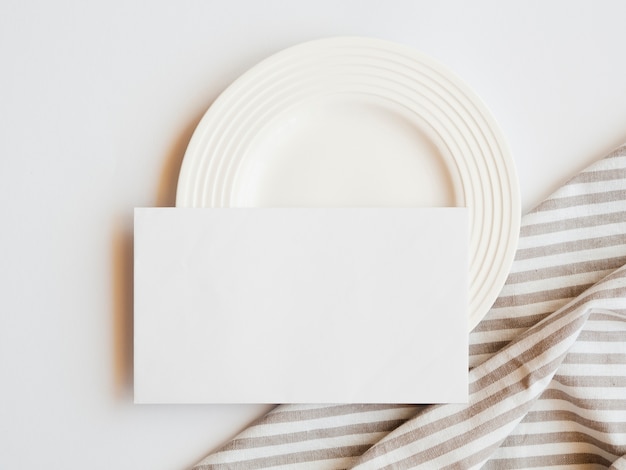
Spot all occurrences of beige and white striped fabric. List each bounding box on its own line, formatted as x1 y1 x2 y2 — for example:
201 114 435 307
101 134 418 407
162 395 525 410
193 145 626 470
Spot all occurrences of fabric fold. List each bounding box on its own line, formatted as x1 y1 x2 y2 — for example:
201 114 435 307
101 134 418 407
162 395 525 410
193 144 626 470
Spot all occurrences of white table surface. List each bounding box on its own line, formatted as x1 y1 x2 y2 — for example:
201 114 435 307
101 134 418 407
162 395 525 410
2 1 626 468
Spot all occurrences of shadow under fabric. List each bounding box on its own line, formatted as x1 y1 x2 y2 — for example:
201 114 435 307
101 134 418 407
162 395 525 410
192 145 626 470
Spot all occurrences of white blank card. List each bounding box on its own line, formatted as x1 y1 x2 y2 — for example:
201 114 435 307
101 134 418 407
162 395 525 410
134 208 468 404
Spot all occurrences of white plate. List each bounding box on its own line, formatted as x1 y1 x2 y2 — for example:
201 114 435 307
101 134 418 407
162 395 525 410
176 37 520 330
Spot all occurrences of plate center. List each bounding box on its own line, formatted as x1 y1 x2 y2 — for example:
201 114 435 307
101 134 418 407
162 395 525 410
232 95 457 207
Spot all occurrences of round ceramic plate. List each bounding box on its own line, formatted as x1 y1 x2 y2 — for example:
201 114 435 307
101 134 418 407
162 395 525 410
176 37 520 331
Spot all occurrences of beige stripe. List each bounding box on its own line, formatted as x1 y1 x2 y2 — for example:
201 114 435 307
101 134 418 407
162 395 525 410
469 341 510 356
523 410 626 433
258 404 412 425
494 275 626 311
501 431 626 455
220 419 407 451
540 388 626 410
533 190 626 213
194 445 371 470
553 375 626 388
490 297 572 315
482 453 613 469
554 167 626 186
595 265 626 284
563 353 626 365
514 234 626 261
578 330 626 342
506 257 626 285
520 211 626 237
589 311 626 321
492 284 589 309
472 313 554 333
605 147 626 159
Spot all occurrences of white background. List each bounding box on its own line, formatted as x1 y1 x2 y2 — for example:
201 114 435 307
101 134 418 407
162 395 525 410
2 1 626 469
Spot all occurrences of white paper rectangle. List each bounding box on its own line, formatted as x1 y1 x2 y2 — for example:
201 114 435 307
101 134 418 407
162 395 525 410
134 208 468 404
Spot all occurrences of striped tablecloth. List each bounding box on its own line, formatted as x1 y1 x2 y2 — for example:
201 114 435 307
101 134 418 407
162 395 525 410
192 145 626 470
